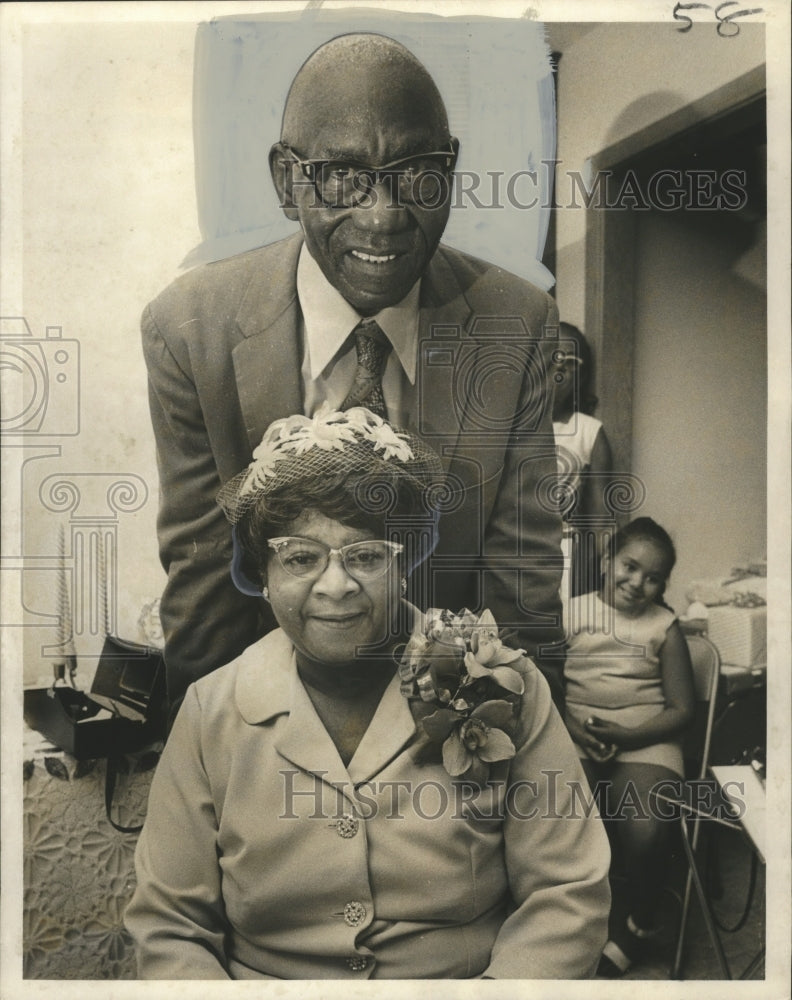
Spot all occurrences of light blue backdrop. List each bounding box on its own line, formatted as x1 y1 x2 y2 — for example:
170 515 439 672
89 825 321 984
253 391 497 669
187 8 556 290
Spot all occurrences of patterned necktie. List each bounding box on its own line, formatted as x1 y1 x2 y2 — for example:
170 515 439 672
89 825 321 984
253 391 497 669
340 318 392 418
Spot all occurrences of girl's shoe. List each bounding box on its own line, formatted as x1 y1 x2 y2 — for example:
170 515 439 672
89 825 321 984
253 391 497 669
597 914 659 977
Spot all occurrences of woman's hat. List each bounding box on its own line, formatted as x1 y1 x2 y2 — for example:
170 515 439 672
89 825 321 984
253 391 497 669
216 404 446 526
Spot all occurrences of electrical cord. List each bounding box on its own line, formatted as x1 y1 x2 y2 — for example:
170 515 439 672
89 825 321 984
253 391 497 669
707 826 760 933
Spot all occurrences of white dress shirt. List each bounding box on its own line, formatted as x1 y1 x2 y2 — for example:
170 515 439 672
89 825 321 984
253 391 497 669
297 244 420 426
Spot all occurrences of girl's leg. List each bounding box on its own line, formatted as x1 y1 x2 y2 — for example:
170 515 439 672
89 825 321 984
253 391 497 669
604 761 679 931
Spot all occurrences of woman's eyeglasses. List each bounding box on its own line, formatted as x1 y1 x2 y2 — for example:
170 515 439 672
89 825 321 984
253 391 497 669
281 143 457 209
267 537 404 581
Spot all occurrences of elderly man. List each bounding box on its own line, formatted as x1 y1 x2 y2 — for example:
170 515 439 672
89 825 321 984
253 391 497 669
144 32 564 712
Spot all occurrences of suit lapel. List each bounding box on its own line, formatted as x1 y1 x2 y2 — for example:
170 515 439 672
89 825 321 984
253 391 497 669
416 248 528 561
273 667 418 802
413 248 473 472
346 673 419 786
232 234 304 451
274 671 359 803
229 240 508 529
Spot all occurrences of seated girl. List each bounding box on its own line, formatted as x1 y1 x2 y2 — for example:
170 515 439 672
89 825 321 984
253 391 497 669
563 517 695 976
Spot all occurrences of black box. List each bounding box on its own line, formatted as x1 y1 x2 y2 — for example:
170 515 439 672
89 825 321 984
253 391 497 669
23 637 166 760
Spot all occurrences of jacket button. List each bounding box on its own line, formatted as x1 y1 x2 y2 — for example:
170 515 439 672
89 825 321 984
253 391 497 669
343 901 367 927
346 955 369 971
335 814 359 838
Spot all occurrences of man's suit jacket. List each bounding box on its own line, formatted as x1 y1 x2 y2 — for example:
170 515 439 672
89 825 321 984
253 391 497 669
143 233 564 708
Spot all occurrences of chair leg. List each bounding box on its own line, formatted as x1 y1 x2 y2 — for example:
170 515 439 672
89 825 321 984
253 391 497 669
677 818 732 979
671 867 695 978
671 806 706 978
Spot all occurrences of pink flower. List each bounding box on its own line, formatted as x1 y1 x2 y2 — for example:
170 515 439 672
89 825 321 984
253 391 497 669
417 638 466 703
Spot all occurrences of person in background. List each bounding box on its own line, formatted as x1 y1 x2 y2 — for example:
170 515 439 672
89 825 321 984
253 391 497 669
551 322 614 606
563 517 694 976
125 407 610 980
142 32 565 717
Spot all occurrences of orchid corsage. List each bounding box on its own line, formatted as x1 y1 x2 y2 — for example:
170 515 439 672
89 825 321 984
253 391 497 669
398 608 529 785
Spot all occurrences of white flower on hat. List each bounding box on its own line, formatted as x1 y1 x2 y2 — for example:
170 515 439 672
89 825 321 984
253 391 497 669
242 441 281 495
365 421 414 462
288 406 358 454
220 403 444 526
338 406 376 432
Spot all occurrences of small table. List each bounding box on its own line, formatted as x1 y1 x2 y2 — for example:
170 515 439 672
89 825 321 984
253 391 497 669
711 764 765 863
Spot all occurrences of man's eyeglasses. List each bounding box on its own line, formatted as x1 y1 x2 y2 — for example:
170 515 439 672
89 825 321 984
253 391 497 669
281 143 457 209
268 536 404 580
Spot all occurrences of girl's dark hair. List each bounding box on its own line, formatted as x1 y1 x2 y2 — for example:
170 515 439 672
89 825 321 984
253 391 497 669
236 469 431 586
560 322 598 415
610 517 677 601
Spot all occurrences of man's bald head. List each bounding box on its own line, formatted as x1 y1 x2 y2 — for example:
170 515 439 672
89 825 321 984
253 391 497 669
270 33 458 315
281 33 451 157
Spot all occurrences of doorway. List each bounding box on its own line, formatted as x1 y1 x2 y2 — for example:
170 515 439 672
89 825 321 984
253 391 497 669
583 68 766 610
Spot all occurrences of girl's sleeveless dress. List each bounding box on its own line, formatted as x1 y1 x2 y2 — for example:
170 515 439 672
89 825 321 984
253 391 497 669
563 593 684 776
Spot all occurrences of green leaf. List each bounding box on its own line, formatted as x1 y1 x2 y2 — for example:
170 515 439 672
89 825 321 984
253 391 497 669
44 756 69 781
74 758 98 780
463 757 490 786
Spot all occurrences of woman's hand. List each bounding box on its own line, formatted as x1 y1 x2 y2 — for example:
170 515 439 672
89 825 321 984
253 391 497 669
566 714 617 763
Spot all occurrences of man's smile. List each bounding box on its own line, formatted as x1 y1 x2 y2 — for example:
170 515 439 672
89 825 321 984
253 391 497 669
350 249 399 263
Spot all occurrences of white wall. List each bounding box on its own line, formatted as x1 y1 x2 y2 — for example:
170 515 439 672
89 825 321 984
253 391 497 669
15 22 199 681
550 21 765 327
632 211 767 612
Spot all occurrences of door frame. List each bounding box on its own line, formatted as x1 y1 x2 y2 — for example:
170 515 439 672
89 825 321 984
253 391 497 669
583 65 766 472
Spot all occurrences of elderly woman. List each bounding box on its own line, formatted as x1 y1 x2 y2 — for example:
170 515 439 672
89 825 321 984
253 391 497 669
125 407 610 980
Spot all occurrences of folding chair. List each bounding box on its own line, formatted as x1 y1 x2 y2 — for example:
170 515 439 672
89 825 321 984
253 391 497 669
668 633 725 978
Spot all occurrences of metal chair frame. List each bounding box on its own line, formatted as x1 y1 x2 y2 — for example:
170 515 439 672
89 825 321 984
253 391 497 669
669 633 726 978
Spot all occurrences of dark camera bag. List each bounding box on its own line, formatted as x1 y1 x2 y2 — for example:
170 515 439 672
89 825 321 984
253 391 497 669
23 635 166 761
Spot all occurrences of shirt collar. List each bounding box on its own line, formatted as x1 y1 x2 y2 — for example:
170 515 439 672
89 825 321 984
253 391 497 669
297 243 419 384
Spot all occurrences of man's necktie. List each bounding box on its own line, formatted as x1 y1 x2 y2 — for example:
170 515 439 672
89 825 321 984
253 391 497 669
340 318 392 418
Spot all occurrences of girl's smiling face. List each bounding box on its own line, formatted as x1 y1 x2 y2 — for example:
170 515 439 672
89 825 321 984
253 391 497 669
601 537 670 616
